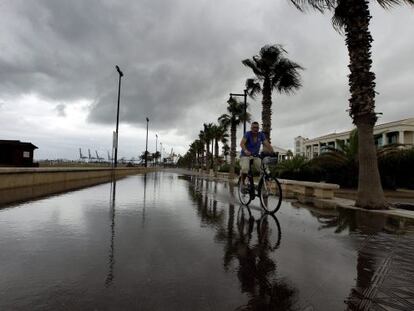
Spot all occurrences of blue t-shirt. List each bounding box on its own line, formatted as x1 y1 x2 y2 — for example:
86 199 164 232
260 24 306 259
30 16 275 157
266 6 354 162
241 131 266 156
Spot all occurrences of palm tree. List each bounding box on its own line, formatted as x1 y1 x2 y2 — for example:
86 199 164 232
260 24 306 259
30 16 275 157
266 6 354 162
222 143 230 163
193 139 205 168
219 98 250 176
202 123 215 171
210 124 229 171
242 44 303 142
290 0 414 209
316 129 359 167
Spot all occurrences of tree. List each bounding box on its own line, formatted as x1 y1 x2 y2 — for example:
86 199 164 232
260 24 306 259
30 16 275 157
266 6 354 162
193 139 205 168
222 144 230 163
202 123 214 171
243 44 303 142
210 124 228 171
290 0 414 209
219 98 250 176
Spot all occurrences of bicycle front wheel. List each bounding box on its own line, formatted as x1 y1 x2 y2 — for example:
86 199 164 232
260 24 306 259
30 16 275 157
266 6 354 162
238 177 252 206
258 176 282 213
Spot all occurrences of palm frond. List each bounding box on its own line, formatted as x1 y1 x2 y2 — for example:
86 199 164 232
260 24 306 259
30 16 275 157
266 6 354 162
331 0 347 33
242 59 264 78
289 0 336 12
271 58 304 94
377 0 414 9
245 78 261 98
377 143 405 159
260 45 285 68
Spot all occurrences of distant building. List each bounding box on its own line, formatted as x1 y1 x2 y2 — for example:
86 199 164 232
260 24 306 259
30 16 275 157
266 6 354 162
295 117 414 159
272 146 292 162
0 140 38 167
294 136 307 156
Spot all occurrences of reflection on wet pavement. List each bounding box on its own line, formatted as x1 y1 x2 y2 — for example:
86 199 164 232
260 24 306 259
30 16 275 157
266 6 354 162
0 171 413 310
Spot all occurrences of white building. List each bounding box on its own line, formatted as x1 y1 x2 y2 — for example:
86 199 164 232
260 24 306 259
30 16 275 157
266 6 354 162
295 117 414 159
272 146 292 162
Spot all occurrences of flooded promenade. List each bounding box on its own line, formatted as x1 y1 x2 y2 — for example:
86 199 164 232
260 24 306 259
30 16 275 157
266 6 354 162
1 171 413 310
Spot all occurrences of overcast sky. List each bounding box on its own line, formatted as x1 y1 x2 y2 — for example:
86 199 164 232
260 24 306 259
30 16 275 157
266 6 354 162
1 0 413 160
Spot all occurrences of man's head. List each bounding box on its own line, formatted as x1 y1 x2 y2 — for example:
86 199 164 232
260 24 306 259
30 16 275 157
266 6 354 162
251 122 259 134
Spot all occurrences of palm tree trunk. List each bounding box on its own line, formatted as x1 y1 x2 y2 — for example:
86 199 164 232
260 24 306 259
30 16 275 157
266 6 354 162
215 138 219 171
356 119 386 208
230 123 237 177
345 0 386 209
261 76 273 142
206 142 210 171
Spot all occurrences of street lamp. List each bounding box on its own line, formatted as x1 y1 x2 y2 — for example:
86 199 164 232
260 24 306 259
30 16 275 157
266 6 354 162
114 65 124 168
155 134 158 165
159 142 163 163
145 117 149 167
229 89 248 134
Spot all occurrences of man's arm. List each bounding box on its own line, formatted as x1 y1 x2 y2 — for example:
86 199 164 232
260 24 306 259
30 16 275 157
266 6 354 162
240 137 251 156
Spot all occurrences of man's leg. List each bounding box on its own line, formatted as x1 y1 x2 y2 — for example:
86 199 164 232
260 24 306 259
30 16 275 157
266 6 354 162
240 157 249 185
253 158 262 174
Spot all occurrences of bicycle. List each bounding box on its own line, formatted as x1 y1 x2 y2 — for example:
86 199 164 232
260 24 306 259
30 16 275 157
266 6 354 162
237 154 282 214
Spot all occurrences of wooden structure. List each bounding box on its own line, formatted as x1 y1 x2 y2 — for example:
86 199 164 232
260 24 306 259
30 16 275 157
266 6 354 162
0 140 38 167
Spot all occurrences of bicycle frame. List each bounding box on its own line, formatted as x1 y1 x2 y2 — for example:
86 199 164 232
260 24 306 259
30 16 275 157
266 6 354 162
238 154 282 213
245 156 273 198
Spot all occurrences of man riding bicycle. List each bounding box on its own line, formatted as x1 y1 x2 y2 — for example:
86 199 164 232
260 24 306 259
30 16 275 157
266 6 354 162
239 121 274 185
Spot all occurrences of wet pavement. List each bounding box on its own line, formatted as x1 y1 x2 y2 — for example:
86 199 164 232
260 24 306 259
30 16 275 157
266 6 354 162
0 170 414 310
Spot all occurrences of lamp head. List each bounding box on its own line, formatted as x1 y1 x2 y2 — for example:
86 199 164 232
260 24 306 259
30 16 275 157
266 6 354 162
115 65 124 77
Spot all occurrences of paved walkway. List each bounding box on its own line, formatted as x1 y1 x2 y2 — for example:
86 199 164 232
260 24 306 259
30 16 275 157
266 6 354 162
346 232 414 310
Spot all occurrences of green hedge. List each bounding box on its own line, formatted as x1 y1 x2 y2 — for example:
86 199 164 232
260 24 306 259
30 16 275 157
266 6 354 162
218 162 241 175
378 148 414 189
271 149 414 190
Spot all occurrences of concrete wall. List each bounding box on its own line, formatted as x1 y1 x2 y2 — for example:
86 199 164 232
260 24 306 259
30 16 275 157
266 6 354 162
0 167 154 190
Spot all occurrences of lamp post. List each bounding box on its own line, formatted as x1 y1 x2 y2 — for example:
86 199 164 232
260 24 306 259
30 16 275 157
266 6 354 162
229 89 248 134
159 142 163 164
145 117 149 167
155 134 158 165
114 65 124 168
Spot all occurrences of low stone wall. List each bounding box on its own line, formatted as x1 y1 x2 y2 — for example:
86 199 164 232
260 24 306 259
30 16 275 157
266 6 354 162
0 167 154 190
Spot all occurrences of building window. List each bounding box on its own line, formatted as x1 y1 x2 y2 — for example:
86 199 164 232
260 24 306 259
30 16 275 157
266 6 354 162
374 135 382 147
389 133 398 144
23 151 30 158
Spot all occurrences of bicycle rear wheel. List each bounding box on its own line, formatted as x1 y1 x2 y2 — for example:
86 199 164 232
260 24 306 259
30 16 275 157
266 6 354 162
258 175 282 213
238 176 252 206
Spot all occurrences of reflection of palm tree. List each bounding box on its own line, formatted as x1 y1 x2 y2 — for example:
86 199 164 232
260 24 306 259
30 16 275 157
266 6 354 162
309 207 357 234
309 206 394 309
345 213 386 310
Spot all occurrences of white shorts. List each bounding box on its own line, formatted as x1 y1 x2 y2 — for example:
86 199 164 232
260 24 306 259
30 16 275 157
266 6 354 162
240 156 261 174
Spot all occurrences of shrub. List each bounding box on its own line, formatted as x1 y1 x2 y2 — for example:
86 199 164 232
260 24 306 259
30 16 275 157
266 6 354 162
378 148 414 189
218 162 241 174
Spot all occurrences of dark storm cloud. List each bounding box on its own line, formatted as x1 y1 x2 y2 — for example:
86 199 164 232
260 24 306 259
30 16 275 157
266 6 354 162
1 0 413 149
1 0 263 134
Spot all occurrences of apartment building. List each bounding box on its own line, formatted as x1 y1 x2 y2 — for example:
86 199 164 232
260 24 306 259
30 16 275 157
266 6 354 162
294 117 414 159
